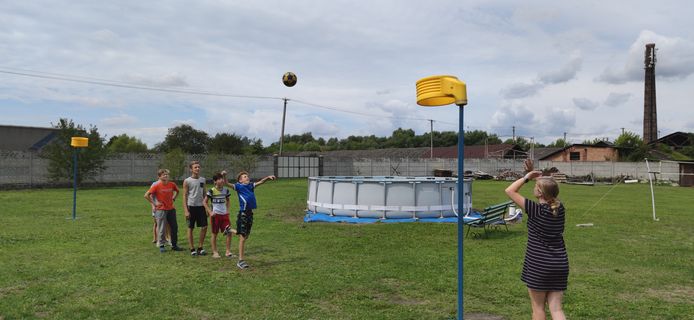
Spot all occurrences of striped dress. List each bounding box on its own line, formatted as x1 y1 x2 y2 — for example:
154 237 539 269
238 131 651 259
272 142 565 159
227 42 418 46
521 198 569 291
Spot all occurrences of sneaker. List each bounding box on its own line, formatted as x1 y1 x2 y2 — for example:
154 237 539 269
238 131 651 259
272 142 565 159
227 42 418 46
225 252 235 258
212 252 221 259
171 246 183 251
159 246 166 253
197 247 206 256
191 249 198 256
237 260 249 269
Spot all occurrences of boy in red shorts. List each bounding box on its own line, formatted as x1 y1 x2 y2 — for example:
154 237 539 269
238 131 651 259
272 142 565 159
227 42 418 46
203 172 235 259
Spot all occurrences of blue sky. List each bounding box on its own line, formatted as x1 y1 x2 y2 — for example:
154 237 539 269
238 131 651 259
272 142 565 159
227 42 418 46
2 1 694 148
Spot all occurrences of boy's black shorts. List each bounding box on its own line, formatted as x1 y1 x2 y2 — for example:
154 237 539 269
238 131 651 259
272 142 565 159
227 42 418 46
236 209 254 238
187 206 208 228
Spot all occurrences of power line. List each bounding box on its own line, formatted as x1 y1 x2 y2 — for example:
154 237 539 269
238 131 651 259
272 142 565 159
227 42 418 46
0 67 457 126
0 68 283 101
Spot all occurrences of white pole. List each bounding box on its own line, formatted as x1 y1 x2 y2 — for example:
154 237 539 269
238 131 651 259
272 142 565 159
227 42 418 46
645 159 659 221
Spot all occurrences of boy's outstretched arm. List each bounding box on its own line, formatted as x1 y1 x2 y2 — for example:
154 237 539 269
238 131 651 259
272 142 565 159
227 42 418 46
254 175 276 187
220 170 236 190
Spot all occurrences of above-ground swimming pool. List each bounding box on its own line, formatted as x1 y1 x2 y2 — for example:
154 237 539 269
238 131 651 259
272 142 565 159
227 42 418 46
305 176 472 222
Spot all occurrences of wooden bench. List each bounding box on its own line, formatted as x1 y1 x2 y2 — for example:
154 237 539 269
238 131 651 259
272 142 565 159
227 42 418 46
465 201 513 238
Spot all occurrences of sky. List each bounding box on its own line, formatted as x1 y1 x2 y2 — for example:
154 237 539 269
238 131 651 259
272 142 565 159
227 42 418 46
2 1 694 148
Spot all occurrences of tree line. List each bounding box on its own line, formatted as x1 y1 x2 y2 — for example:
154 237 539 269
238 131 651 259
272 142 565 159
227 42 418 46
41 118 694 183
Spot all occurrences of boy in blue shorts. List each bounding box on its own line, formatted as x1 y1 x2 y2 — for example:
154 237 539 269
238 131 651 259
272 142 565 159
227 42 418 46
221 170 275 269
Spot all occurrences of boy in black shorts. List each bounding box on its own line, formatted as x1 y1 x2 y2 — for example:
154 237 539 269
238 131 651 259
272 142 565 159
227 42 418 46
221 170 275 269
183 161 208 256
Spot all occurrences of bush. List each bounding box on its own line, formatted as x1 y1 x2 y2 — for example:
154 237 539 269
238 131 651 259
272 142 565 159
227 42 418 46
41 118 108 184
160 148 186 181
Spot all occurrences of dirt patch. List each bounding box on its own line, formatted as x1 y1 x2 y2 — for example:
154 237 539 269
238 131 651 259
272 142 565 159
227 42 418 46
0 285 25 298
646 286 694 304
464 313 506 320
619 285 694 304
373 292 425 306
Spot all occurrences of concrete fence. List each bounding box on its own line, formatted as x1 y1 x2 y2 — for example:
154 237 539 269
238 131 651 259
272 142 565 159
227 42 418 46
0 150 680 188
323 157 679 182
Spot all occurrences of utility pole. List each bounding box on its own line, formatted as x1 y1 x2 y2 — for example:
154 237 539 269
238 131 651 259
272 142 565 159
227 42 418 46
563 132 567 147
279 98 288 156
429 119 434 158
621 127 625 135
530 136 534 160
485 137 488 159
512 126 516 142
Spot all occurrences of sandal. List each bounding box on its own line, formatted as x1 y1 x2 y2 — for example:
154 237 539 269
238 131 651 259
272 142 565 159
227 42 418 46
236 260 250 269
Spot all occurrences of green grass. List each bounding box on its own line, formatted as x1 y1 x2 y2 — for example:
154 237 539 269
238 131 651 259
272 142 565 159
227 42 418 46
0 180 692 319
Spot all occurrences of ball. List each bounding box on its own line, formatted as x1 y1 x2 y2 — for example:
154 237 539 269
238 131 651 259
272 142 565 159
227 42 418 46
282 72 297 87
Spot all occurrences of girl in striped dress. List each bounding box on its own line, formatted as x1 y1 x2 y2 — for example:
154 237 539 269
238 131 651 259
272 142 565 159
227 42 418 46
505 159 568 320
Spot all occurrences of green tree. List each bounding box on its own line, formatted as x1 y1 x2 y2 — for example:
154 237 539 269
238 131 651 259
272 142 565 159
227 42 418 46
547 138 569 148
503 137 531 151
41 118 108 184
209 132 245 155
388 128 417 148
107 134 148 153
463 130 502 146
230 154 259 176
155 124 210 154
160 148 186 181
432 131 459 147
614 131 647 161
243 138 265 155
581 138 611 145
302 141 322 152
202 152 225 175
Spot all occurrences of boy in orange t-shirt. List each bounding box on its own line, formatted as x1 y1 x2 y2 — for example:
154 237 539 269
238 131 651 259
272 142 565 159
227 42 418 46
145 169 182 252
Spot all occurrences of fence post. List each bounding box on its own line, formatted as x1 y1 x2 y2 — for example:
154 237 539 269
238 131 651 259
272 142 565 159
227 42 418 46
273 155 279 178
131 153 135 181
29 151 34 188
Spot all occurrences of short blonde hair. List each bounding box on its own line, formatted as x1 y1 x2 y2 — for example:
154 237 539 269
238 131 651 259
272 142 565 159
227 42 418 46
189 160 200 169
157 168 170 177
236 171 249 182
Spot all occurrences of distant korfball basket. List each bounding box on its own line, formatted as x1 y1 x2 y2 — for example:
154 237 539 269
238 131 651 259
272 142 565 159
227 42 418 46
70 137 89 148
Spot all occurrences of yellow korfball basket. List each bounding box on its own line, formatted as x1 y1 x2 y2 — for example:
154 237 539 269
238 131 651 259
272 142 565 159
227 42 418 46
71 137 89 148
416 75 468 107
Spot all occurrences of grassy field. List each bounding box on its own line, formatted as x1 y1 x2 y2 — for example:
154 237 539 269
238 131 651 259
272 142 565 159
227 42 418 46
0 179 692 319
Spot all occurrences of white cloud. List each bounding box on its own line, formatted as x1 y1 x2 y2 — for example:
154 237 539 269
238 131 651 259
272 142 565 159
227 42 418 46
491 104 536 131
599 30 694 84
572 98 599 111
539 55 582 84
1 2 693 147
501 82 544 99
543 108 576 136
604 92 631 107
501 54 582 99
101 114 137 127
121 73 189 87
